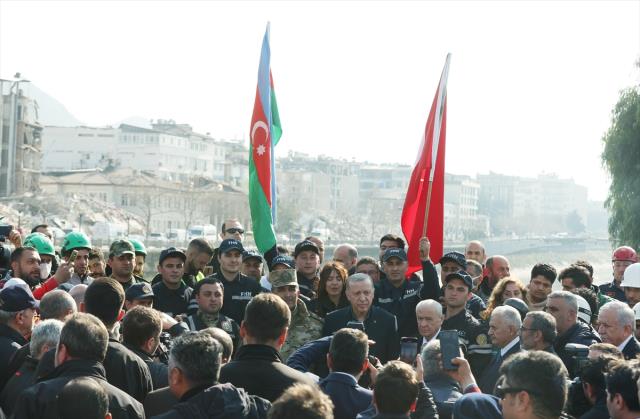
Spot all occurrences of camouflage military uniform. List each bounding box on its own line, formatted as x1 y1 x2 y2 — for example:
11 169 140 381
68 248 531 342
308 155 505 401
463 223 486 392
280 298 324 361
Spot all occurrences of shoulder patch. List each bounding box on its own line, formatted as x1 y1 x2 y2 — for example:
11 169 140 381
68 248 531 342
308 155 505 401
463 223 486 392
476 334 488 345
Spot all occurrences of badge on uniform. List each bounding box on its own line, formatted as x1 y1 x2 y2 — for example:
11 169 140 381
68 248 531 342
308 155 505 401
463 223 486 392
476 334 488 345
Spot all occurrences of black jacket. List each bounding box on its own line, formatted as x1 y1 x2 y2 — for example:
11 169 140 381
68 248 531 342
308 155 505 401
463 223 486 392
104 339 153 402
125 343 168 389
419 260 486 319
296 271 318 299
0 355 37 415
151 382 270 419
478 341 522 394
0 324 27 390
186 312 240 355
323 306 400 364
152 278 193 317
206 273 261 324
622 336 640 360
374 278 421 338
12 359 144 419
219 344 315 402
554 322 601 374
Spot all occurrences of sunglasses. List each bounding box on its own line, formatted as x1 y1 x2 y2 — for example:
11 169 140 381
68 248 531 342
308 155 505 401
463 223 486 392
226 228 244 234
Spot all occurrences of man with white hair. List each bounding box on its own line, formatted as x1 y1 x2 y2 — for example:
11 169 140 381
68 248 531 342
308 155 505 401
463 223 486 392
421 339 464 418
416 299 443 348
598 301 640 360
323 273 400 363
478 305 522 394
546 290 600 372
0 319 63 415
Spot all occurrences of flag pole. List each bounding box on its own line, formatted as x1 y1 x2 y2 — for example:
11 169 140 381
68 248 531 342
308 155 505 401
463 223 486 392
421 53 451 239
422 180 434 237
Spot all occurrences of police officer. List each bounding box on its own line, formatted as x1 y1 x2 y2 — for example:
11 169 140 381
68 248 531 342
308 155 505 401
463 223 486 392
185 276 240 352
124 282 154 310
600 246 637 302
204 239 261 324
419 237 486 319
441 271 492 377
241 249 264 280
152 247 192 318
374 248 421 337
108 239 139 291
293 240 321 299
270 269 323 360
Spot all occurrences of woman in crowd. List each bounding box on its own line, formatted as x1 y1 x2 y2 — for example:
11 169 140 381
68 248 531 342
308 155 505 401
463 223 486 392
481 276 527 321
309 262 349 317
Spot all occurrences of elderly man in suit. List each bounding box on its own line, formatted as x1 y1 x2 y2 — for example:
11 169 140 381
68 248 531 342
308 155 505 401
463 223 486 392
598 301 640 360
478 305 522 394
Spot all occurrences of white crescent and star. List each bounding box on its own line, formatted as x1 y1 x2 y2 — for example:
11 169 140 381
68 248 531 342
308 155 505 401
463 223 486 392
251 121 269 158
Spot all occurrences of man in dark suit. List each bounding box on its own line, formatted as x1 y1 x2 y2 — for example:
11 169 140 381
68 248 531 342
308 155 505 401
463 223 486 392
219 293 315 401
319 328 372 419
323 273 400 363
597 300 640 360
478 305 522 394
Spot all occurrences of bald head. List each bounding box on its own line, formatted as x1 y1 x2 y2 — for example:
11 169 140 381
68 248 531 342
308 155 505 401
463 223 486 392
333 244 358 271
486 255 510 284
465 241 486 264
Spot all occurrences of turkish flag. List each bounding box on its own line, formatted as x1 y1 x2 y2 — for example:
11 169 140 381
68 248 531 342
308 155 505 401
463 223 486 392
401 55 450 276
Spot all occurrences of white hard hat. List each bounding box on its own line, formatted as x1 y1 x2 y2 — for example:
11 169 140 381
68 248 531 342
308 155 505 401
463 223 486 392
622 263 640 289
634 302 640 321
575 295 592 324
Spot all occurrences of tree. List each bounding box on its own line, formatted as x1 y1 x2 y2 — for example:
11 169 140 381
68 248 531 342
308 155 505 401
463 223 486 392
565 210 586 235
602 87 640 249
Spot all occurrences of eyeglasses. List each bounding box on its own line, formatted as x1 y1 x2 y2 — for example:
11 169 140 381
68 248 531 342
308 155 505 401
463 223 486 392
520 326 538 332
495 384 541 399
226 228 244 234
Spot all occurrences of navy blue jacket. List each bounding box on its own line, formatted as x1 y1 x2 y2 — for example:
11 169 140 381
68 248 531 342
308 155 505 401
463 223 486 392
323 306 400 364
374 278 421 338
599 281 627 302
286 336 332 373
622 336 640 360
320 372 372 419
478 341 522 395
453 393 502 419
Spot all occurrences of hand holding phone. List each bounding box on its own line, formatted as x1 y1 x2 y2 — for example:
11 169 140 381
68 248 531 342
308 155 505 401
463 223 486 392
68 250 79 264
399 337 419 365
439 330 460 371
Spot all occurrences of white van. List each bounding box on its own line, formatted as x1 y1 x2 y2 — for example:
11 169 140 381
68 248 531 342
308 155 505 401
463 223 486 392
188 224 217 244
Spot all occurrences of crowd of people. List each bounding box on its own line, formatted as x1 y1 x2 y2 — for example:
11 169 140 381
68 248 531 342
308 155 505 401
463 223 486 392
0 219 639 418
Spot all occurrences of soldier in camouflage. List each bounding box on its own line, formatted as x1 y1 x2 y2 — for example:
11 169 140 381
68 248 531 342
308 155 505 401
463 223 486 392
270 269 324 361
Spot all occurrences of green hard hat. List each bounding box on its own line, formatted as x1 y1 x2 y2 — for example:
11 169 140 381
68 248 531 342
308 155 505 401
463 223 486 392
23 232 55 257
62 231 92 252
128 239 147 256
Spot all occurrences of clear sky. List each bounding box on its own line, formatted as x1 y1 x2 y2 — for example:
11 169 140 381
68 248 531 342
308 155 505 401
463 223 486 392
1 1 638 201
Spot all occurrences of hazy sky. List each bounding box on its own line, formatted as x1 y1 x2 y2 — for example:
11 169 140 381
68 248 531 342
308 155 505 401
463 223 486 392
1 1 638 201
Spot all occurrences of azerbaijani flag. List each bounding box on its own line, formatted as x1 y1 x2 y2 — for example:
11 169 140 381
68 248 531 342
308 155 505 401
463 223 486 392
249 23 282 253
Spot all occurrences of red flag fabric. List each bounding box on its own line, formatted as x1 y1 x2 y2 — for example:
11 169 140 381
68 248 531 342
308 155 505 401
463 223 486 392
401 54 450 276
